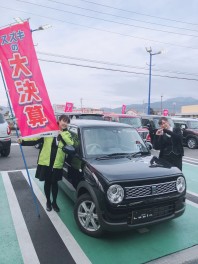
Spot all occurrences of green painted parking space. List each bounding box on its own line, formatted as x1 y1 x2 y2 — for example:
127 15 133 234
29 167 198 264
183 163 198 194
0 174 23 264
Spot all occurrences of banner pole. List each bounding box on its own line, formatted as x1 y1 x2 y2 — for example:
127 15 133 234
0 65 40 218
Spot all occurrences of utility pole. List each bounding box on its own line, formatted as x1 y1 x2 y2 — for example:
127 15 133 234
80 98 83 112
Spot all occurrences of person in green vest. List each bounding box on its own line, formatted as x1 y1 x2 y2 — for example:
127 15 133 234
18 115 74 212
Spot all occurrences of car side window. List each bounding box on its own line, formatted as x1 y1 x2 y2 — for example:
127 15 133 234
142 118 149 127
68 126 80 153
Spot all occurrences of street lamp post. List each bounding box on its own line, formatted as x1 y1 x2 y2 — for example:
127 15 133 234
173 102 176 116
146 47 162 115
14 18 52 33
31 24 52 32
161 95 163 115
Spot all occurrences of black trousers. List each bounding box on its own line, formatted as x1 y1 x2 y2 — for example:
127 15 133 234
44 176 58 204
161 153 182 171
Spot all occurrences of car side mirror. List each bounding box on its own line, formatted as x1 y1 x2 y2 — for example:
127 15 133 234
143 139 152 150
145 141 153 150
180 124 186 130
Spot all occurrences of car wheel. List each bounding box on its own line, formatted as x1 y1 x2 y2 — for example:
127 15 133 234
187 138 197 149
1 147 10 157
74 193 104 237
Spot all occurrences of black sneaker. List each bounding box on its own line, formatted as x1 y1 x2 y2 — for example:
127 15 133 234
52 202 60 212
46 202 52 212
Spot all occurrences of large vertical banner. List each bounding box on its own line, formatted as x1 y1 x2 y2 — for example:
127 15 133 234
122 104 126 114
65 102 73 112
0 21 58 138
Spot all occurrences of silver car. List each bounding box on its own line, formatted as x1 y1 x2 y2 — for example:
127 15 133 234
0 113 11 157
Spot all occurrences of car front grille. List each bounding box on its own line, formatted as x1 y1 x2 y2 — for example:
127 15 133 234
152 204 174 219
125 181 177 199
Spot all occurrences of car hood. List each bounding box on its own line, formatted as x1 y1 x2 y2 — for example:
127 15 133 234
88 155 181 182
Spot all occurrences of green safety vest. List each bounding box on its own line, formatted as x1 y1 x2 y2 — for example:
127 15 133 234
23 131 73 169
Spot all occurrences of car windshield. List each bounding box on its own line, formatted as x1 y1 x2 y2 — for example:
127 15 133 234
188 120 198 129
118 117 142 128
83 126 148 157
0 114 5 124
153 118 174 129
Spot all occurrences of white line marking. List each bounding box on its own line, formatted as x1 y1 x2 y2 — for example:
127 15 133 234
1 172 40 264
184 156 198 161
183 162 198 167
186 199 198 209
187 190 198 197
21 169 91 264
183 159 198 164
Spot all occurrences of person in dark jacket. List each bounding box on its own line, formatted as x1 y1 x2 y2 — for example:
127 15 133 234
153 116 184 171
18 115 74 212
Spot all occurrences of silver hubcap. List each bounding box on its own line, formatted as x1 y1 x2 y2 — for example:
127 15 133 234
78 200 100 232
188 138 196 148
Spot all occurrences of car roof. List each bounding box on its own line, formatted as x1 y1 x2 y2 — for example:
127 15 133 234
55 112 103 116
104 113 139 118
141 115 172 119
172 117 198 121
70 119 133 128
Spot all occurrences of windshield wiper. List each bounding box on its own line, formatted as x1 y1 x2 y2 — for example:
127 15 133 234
96 153 130 160
127 151 149 158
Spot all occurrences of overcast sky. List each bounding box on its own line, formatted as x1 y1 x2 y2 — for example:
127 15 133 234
0 0 198 109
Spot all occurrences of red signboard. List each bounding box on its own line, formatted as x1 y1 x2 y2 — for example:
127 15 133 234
122 104 126 114
163 109 169 116
65 102 73 112
0 21 58 138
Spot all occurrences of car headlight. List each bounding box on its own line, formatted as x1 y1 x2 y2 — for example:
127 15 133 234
107 184 124 204
176 176 186 193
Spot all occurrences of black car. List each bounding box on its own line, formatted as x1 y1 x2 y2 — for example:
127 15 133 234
172 117 198 149
61 120 186 237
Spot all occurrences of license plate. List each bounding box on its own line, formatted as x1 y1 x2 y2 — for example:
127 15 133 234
131 208 154 224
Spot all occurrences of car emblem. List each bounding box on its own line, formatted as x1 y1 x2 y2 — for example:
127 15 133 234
152 185 157 194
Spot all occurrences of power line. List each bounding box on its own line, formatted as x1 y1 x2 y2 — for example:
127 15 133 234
37 51 198 77
17 0 198 38
38 57 198 82
76 0 198 26
1 5 198 50
46 0 198 34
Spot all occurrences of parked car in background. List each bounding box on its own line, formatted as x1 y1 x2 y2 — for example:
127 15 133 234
55 112 104 121
141 115 174 145
172 117 198 149
61 120 186 237
103 113 150 143
0 113 11 157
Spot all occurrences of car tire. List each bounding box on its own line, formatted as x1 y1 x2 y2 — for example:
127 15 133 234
1 147 10 157
187 137 197 149
74 193 104 237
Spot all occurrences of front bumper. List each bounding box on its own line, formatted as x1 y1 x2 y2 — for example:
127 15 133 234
98 195 186 232
0 138 11 150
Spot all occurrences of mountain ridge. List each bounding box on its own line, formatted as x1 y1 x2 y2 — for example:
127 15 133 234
101 97 198 114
